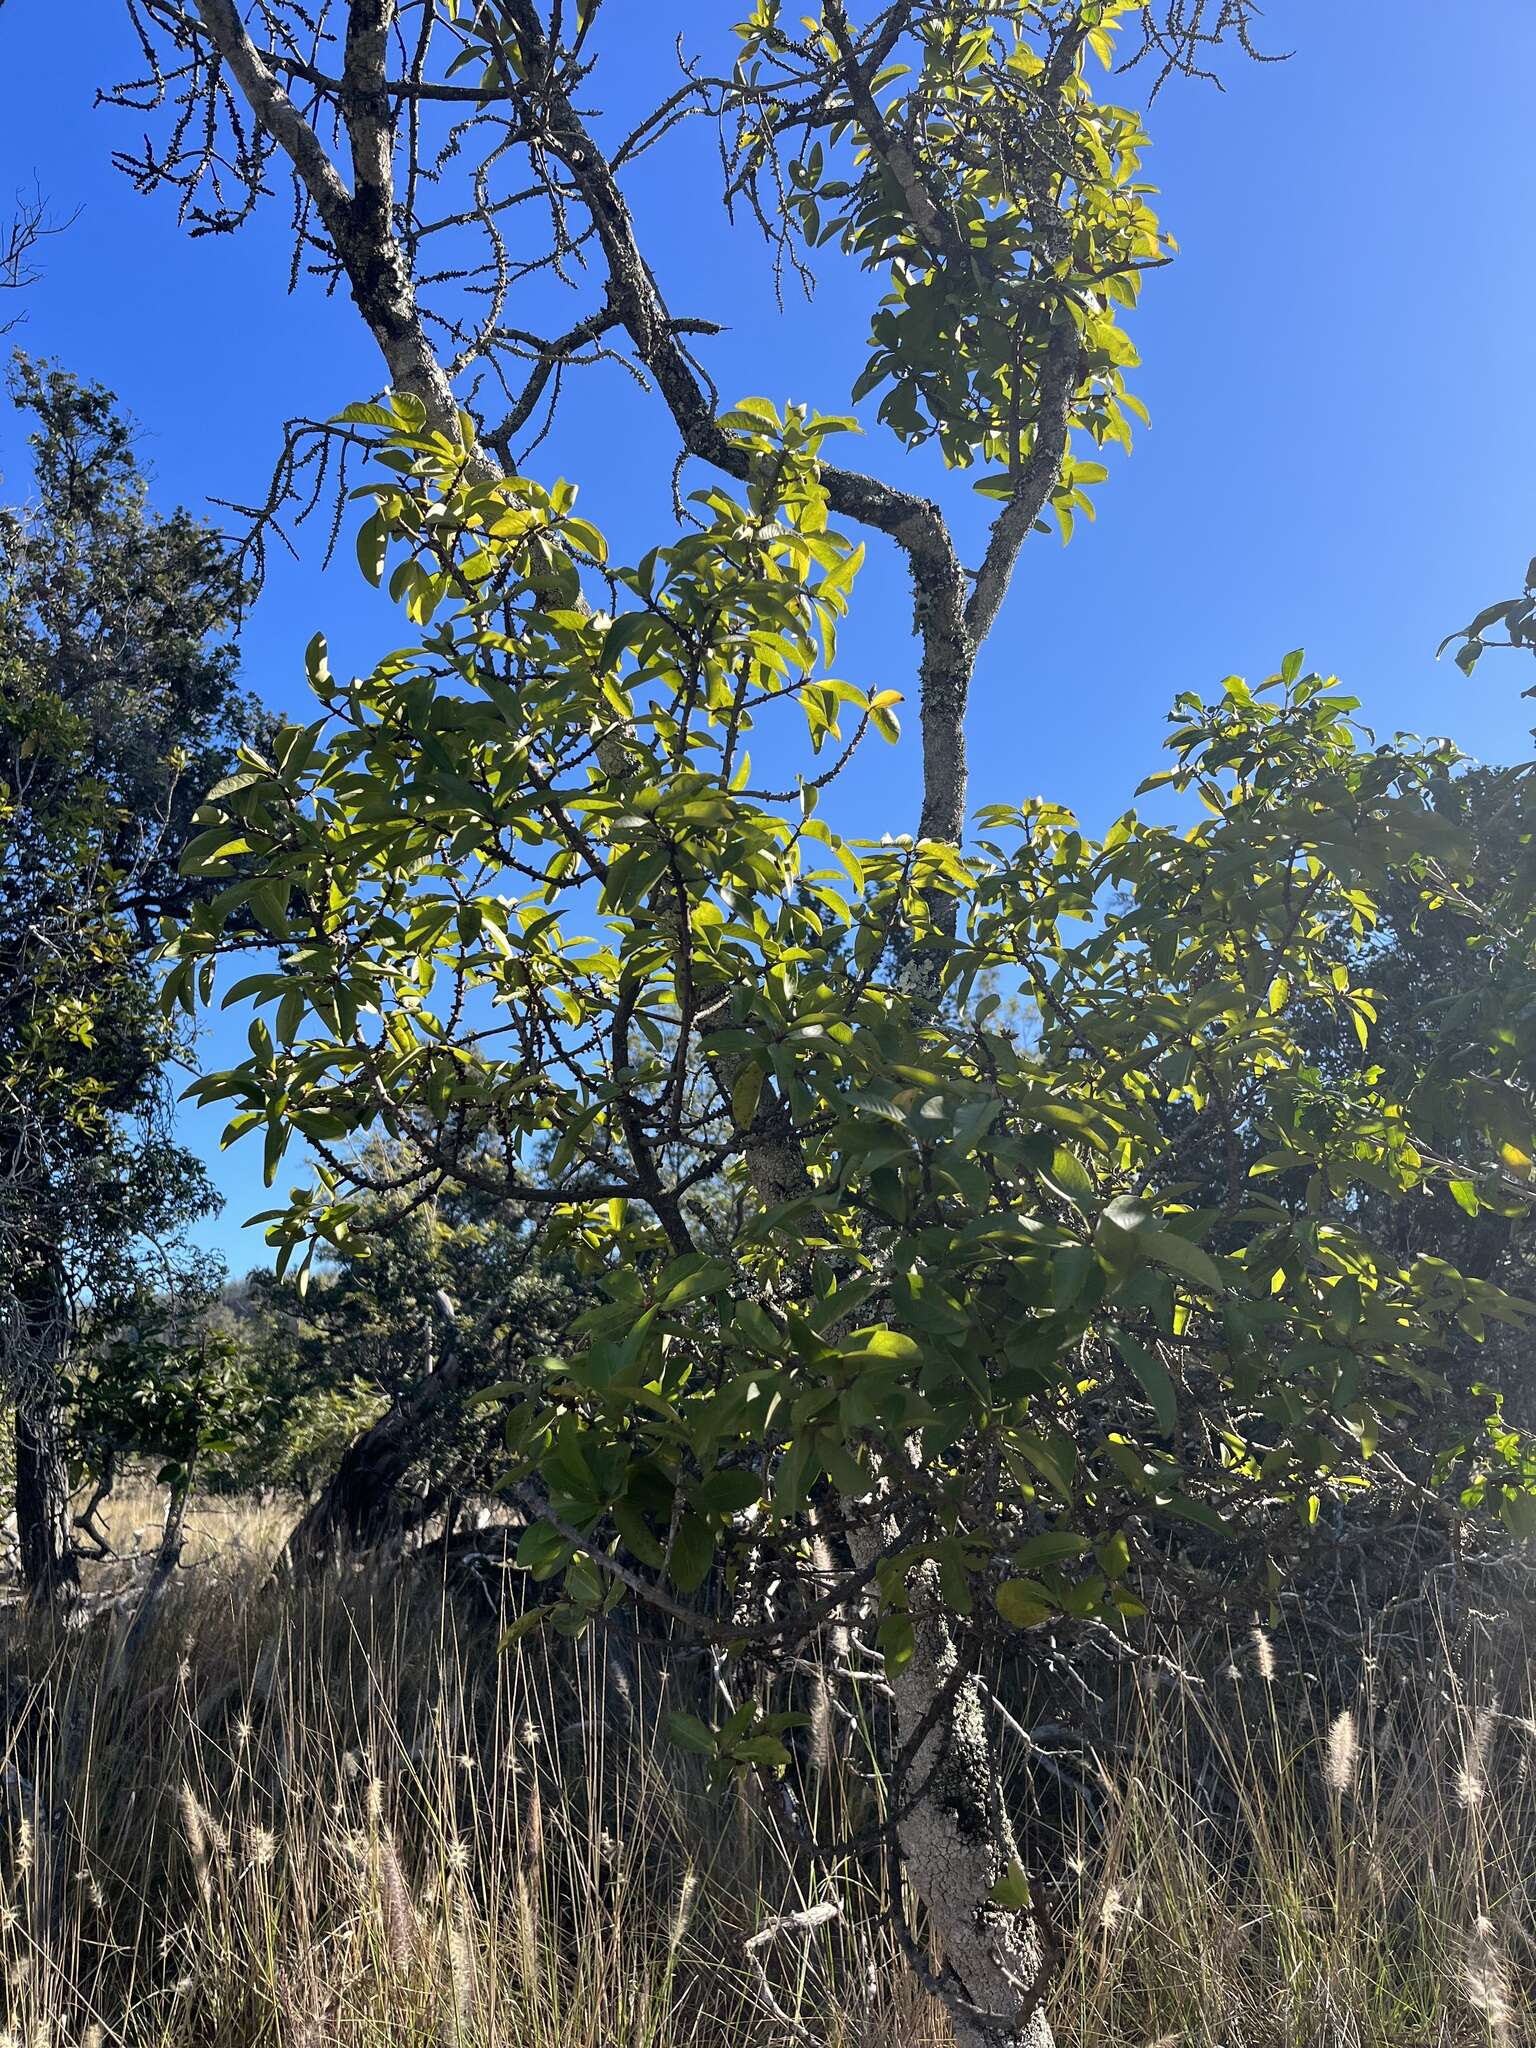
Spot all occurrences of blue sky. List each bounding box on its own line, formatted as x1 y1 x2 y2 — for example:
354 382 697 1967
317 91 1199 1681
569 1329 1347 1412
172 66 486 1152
1 2 1533 1271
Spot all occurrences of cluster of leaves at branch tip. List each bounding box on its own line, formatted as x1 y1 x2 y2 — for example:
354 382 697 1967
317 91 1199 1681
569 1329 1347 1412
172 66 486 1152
1439 555 1536 678
158 375 1536 1750
738 0 1164 536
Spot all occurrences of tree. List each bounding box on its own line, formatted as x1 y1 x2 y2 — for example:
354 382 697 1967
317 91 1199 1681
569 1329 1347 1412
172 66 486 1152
1152 758 1536 1525
101 0 1246 1616
72 1258 262 1648
169 407 1536 2045
268 1146 590 1570
100 6 1534 2041
0 358 258 1599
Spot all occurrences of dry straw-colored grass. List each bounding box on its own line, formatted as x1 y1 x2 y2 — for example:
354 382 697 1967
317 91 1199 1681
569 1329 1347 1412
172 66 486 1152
0 1490 1527 2047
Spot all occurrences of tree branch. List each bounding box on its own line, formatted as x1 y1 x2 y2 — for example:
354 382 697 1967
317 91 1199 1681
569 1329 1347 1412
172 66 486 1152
822 0 971 275
965 310 1082 647
187 0 354 242
189 0 475 440
497 0 977 849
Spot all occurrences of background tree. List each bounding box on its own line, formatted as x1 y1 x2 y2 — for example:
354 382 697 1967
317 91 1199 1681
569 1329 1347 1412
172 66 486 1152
0 357 258 1598
71 1257 260 1645
1129 757 1536 1417
0 187 70 336
270 1146 591 1570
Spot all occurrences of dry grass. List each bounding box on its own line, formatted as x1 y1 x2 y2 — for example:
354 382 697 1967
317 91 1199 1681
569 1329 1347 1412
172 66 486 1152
0 1490 1528 2046
0 1491 930 2048
78 1490 293 1583
1057 1619 1536 2048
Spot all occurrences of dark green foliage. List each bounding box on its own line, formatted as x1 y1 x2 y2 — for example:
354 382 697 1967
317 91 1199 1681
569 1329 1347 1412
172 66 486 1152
0 357 259 1586
172 403 1536 1629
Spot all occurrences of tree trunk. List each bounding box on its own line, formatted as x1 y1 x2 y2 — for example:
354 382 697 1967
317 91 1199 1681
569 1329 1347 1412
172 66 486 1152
282 1330 466 1576
14 1398 79 1606
731 1075 1053 2039
860 1547 1055 2048
110 1472 190 1682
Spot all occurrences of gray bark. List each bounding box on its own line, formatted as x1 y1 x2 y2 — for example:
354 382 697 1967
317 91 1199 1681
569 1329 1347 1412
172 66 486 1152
15 1397 79 1607
190 0 473 446
857 1543 1056 2048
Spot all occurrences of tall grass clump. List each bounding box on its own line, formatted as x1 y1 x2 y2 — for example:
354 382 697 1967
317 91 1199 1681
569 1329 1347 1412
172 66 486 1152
0 1492 1529 2047
0 1500 922 2048
1057 1601 1536 2047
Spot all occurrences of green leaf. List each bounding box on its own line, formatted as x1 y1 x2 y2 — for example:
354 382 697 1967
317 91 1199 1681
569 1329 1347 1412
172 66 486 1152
1133 1226 1225 1295
662 1711 717 1757
336 400 402 429
816 1432 867 1498
668 1511 716 1594
840 1329 922 1366
988 1860 1033 1910
732 1736 792 1769
600 611 658 671
1095 1195 1150 1275
877 1612 915 1674
1046 1146 1095 1209
1052 1245 1095 1310
1009 1431 1077 1503
773 1434 818 1515
659 1257 735 1309
994 1579 1053 1629
1115 1331 1179 1436
355 509 389 586
497 1608 549 1652
612 1500 665 1568
515 1521 572 1581
693 1468 764 1515
731 1060 766 1130
1095 1531 1132 1579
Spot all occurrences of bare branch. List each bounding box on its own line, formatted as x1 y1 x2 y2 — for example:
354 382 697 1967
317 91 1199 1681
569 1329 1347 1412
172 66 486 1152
185 0 474 438
185 0 353 242
1123 0 1290 95
0 186 76 332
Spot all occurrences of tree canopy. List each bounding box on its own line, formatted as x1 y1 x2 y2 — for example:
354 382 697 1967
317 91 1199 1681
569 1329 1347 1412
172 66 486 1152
5 7 1532 2043
0 356 258 1595
167 386 1536 2048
